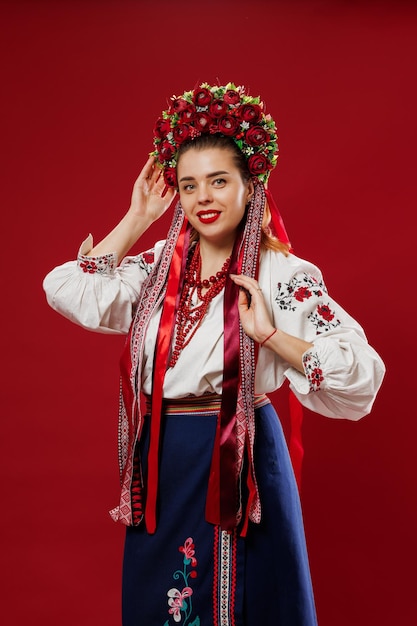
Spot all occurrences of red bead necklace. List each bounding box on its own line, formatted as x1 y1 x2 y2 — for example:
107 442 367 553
169 242 231 368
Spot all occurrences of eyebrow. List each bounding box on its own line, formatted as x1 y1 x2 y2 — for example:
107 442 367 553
178 170 230 183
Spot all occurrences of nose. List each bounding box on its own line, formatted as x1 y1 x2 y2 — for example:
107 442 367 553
197 183 212 205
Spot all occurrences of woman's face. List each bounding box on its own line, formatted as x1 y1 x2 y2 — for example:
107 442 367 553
177 146 254 251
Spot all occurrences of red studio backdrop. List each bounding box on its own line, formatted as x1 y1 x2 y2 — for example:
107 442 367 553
1 1 416 624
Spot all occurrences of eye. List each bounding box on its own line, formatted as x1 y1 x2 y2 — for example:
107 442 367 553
182 183 195 192
212 178 226 187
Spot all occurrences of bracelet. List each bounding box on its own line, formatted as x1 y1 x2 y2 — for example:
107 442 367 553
260 328 277 347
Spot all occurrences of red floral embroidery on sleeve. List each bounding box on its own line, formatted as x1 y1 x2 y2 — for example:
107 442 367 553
308 303 341 333
142 250 155 264
275 273 325 311
132 248 156 276
294 286 312 302
77 253 115 274
303 352 324 392
275 273 341 335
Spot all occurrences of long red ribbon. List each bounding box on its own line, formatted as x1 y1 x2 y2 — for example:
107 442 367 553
205 231 243 530
145 218 188 534
265 188 291 247
288 389 304 490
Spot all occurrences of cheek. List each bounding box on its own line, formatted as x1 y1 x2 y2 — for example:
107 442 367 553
234 192 248 219
178 192 191 214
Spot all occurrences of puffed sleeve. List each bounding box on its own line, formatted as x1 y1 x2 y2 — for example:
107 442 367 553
43 234 166 334
255 250 385 420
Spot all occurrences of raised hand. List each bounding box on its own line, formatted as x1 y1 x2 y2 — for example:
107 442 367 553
85 157 177 260
129 156 176 223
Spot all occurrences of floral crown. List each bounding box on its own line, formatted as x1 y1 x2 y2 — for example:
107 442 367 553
151 82 278 188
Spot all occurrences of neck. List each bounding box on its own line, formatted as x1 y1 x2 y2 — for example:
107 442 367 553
198 237 235 278
200 237 235 266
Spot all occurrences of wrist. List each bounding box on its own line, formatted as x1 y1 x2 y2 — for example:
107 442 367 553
259 328 277 347
126 207 153 228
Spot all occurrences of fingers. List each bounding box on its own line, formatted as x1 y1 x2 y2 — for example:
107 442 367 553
237 285 251 310
230 274 264 299
162 186 176 203
134 157 168 198
137 155 156 182
230 273 275 343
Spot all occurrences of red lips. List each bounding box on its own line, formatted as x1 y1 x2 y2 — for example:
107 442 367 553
196 211 221 224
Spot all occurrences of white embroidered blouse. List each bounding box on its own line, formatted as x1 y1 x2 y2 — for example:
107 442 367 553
43 235 385 421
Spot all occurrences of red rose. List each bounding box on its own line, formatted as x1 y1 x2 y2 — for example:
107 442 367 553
158 140 175 162
179 103 196 123
248 154 270 175
170 98 188 113
223 89 240 105
218 115 240 136
245 125 269 146
173 124 191 144
194 112 211 132
163 167 177 188
153 117 171 139
193 87 212 106
237 103 262 123
209 99 228 118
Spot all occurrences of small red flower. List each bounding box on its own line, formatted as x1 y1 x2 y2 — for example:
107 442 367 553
153 117 171 139
163 167 177 187
193 87 212 106
223 89 241 105
294 286 312 302
158 140 175 162
245 125 269 147
209 99 228 118
179 103 196 123
170 98 188 113
80 260 97 274
218 114 240 136
248 153 270 175
179 537 198 567
317 304 334 322
142 251 155 264
173 124 191 144
236 103 262 123
194 112 211 132
310 368 324 388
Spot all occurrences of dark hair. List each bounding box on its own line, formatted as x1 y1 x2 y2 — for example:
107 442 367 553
177 134 251 182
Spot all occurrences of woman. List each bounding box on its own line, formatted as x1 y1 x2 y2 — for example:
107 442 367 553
43 83 385 626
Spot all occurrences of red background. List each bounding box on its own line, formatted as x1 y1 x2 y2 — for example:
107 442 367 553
1 1 416 624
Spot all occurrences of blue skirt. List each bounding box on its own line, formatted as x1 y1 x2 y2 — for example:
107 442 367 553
122 401 317 625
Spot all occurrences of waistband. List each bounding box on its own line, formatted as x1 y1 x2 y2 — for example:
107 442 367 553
145 393 270 416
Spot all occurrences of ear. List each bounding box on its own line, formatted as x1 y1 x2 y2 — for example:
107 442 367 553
246 179 255 203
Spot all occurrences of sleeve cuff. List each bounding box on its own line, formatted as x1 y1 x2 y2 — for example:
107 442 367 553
77 234 117 275
284 349 324 395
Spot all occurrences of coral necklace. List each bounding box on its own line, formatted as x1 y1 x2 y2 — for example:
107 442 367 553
169 242 231 368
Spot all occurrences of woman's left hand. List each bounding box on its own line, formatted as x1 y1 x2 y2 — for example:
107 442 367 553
229 274 275 344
